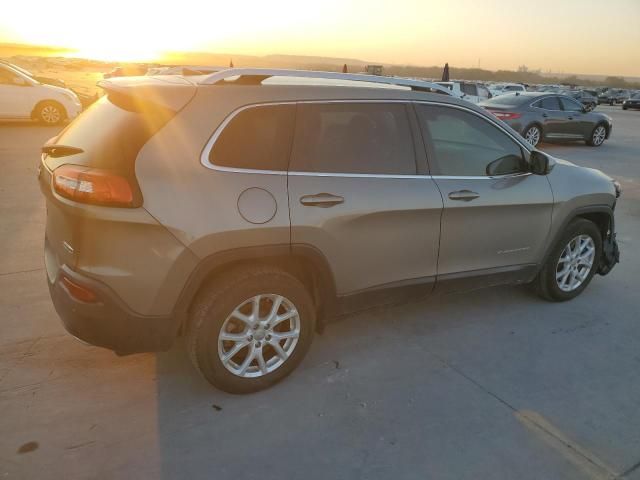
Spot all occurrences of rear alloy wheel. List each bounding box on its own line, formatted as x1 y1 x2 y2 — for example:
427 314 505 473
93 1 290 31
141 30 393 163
218 294 301 378
36 101 65 125
524 125 542 147
587 124 607 147
187 266 315 393
535 218 602 301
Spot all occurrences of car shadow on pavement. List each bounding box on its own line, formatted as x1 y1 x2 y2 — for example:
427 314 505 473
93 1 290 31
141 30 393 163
151 283 553 479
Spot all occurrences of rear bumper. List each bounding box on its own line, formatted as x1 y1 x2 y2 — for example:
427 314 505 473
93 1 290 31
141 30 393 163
47 264 178 355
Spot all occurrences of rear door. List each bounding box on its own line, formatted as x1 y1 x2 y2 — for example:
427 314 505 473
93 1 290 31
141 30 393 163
415 103 553 287
558 96 589 138
287 101 443 296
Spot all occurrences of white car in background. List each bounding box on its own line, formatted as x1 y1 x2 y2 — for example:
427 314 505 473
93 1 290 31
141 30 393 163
435 81 492 103
0 62 82 125
488 83 527 97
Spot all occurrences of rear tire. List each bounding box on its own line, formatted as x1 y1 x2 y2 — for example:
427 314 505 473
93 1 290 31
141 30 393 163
586 124 607 147
523 124 542 147
535 218 602 302
35 101 66 125
186 266 315 394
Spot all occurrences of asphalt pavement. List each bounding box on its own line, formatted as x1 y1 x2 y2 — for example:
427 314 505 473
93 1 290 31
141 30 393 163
1 105 639 480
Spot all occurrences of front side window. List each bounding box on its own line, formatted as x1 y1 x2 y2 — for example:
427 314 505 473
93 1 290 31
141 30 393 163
290 103 416 175
209 104 296 171
417 105 526 177
560 97 583 112
533 97 561 110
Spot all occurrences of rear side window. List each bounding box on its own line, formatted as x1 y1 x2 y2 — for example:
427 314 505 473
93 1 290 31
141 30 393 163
533 97 561 110
559 97 583 112
417 105 525 177
290 103 416 175
209 104 295 171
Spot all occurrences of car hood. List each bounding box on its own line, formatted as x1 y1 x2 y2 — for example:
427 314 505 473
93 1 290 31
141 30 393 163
551 155 613 182
42 84 77 97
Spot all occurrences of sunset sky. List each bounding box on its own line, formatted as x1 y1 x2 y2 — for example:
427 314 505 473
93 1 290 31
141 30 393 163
1 0 639 76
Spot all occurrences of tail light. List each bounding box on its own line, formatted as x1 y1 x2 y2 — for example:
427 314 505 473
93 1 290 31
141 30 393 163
490 111 522 120
52 165 134 207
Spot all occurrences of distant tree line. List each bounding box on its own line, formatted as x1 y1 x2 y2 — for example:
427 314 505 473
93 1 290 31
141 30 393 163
367 64 640 89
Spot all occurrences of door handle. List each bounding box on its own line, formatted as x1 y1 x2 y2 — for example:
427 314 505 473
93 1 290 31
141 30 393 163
300 193 344 207
448 190 480 201
542 113 549 118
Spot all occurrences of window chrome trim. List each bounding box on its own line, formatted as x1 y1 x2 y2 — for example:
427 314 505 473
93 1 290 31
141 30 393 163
200 98 534 177
200 99 417 176
431 172 532 180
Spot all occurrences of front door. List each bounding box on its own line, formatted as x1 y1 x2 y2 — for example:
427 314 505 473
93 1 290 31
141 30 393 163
415 103 554 286
531 96 566 139
288 102 443 297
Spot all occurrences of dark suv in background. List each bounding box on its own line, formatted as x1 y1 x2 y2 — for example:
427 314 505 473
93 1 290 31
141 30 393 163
480 92 612 147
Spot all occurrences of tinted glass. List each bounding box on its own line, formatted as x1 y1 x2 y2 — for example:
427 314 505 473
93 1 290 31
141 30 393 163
417 105 525 176
290 103 415 175
210 104 295 171
53 95 175 171
481 95 531 107
534 97 561 110
461 83 478 96
560 97 583 112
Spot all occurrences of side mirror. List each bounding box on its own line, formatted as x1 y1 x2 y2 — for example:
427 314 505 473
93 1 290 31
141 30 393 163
486 154 528 176
529 151 550 175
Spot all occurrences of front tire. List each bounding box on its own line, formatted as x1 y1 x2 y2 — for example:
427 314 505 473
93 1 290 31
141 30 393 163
523 124 542 147
36 101 66 125
186 266 315 394
587 124 607 147
535 218 602 302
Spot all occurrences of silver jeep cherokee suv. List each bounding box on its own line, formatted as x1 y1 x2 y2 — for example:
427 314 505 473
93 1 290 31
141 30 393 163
38 69 620 393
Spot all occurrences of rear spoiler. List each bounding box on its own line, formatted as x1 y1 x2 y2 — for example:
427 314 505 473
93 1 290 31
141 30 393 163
97 76 197 112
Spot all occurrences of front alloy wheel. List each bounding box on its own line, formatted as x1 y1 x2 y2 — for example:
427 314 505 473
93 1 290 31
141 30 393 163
535 218 602 302
555 235 596 292
218 294 300 378
524 125 541 147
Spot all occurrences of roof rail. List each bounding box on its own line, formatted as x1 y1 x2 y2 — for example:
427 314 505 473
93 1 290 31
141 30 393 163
199 68 451 94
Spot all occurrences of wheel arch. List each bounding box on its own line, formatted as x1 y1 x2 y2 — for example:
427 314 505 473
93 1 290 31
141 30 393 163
31 99 67 120
538 205 614 273
523 121 544 141
173 244 338 334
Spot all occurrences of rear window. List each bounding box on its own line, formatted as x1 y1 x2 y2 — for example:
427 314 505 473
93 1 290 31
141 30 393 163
50 95 174 171
533 97 561 110
481 95 531 108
